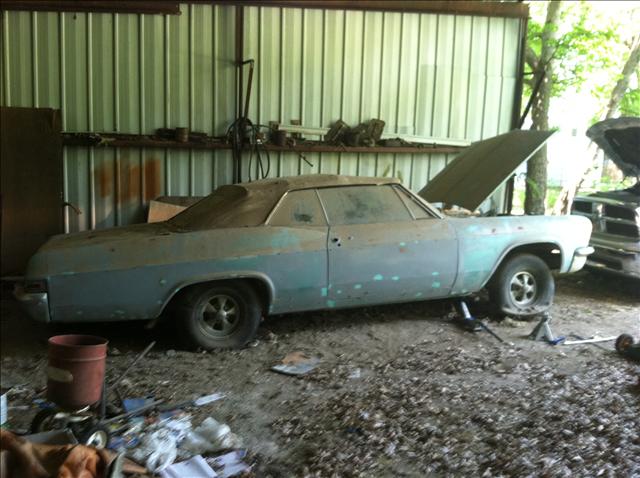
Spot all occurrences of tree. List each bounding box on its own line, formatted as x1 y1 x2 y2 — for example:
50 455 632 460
552 33 640 215
522 1 619 214
524 1 562 215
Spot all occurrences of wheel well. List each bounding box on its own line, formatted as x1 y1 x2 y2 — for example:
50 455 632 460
165 278 271 315
502 243 563 271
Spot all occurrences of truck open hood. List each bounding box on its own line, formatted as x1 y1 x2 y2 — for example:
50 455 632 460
418 130 554 211
586 117 640 178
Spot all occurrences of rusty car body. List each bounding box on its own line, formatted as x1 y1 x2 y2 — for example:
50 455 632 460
16 132 594 349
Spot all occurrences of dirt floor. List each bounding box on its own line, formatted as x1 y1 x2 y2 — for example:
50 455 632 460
1 270 639 477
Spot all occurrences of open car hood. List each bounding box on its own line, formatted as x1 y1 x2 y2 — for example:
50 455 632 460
418 130 554 211
586 117 640 178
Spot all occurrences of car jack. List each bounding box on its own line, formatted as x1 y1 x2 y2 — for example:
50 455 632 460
454 300 505 343
529 313 565 345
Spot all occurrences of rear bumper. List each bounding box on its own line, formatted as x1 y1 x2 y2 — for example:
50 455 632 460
568 246 594 273
13 284 51 322
586 245 640 279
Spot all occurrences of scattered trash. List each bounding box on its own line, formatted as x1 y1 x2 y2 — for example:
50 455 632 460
207 450 251 477
271 351 320 376
194 393 225 407
348 368 362 379
181 417 243 455
160 455 216 478
130 428 179 473
123 396 156 413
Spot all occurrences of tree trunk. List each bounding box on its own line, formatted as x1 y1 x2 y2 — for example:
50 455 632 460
605 34 640 119
524 1 562 215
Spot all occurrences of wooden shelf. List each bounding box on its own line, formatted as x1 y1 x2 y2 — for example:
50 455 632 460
61 133 464 155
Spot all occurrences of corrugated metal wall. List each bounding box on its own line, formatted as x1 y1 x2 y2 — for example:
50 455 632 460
0 4 523 232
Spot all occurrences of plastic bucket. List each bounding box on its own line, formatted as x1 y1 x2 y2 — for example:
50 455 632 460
47 334 108 410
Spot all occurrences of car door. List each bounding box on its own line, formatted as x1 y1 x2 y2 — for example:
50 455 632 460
318 184 458 308
265 188 329 313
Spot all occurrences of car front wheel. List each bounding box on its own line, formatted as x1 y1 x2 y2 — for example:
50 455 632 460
176 281 261 350
489 253 555 317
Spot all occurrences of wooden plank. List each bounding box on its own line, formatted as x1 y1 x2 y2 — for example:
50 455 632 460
205 1 528 19
1 1 181 15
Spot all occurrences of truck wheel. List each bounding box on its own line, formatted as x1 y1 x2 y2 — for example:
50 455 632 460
177 281 261 350
489 253 555 317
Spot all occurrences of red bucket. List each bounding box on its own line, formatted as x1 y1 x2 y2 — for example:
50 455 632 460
47 335 108 410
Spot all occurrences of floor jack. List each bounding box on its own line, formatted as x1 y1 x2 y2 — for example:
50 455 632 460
454 300 505 343
528 313 565 345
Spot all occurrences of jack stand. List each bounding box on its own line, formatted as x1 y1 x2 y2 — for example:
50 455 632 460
454 300 506 343
529 313 565 345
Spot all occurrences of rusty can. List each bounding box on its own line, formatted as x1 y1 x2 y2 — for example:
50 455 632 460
46 335 108 411
175 127 189 143
272 130 287 146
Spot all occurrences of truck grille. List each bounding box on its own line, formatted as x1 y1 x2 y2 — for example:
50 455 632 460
572 199 640 239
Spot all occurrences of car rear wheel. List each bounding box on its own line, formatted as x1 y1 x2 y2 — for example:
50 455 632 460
176 281 261 350
489 253 555 317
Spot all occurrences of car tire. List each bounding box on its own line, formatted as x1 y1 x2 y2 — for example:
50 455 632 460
489 253 555 317
176 281 261 350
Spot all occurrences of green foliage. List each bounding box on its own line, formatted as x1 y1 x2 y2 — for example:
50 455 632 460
525 1 618 99
620 87 640 116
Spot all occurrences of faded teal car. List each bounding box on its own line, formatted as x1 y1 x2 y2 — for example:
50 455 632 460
16 174 593 349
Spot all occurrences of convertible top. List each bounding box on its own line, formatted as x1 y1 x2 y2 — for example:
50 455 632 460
169 174 400 230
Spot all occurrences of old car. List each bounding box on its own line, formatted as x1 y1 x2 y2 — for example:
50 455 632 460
571 117 640 279
15 131 594 349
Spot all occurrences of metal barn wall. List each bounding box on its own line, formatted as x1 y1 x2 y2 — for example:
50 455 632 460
242 6 521 195
0 4 237 232
1 4 523 232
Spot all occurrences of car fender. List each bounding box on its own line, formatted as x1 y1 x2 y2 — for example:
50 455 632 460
159 270 276 315
477 240 564 290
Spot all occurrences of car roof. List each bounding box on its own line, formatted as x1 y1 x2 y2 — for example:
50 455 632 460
240 174 399 194
168 174 401 230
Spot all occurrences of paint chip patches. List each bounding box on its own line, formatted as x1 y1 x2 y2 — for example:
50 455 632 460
415 292 423 297
159 279 167 285
373 274 384 281
354 284 362 289
391 276 399 281
321 287 328 297
326 300 336 308
431 281 441 288
432 271 439 276
337 290 342 294
399 242 407 247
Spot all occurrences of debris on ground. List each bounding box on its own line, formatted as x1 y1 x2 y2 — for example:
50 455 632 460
271 351 320 376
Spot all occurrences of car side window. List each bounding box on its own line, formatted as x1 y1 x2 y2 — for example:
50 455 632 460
268 189 327 227
318 185 413 225
393 185 432 219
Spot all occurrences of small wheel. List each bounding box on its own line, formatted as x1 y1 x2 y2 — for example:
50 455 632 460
615 334 635 354
177 280 261 350
77 424 110 449
489 253 555 317
30 408 60 434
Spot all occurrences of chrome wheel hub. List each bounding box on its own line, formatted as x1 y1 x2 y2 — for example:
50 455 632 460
198 294 240 337
509 271 537 306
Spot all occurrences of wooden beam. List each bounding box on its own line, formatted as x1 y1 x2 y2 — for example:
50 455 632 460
1 1 181 15
203 1 528 19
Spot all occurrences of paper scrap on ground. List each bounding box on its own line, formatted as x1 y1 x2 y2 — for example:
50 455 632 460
194 392 225 407
271 351 320 376
206 450 251 478
160 455 217 478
